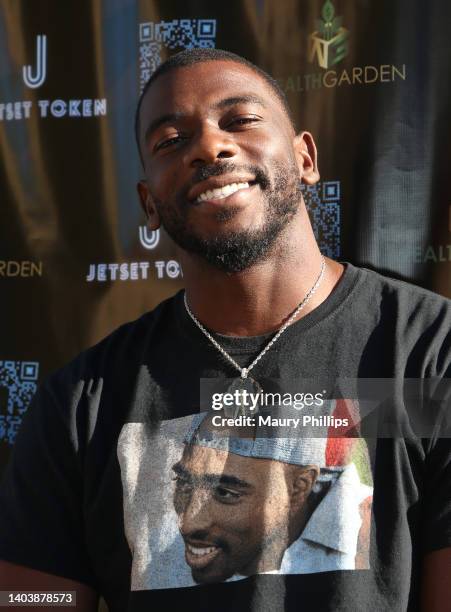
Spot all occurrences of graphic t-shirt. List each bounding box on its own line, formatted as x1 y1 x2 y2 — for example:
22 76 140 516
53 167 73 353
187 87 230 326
0 264 450 612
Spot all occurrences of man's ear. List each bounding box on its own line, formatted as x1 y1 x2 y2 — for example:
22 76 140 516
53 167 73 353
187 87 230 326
290 465 319 509
293 131 320 185
137 180 161 230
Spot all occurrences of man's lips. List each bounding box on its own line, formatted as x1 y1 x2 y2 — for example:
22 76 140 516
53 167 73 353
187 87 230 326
187 175 257 203
196 181 252 204
184 540 222 569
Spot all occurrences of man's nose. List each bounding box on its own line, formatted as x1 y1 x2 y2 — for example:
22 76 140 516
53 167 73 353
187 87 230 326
184 126 238 167
179 488 214 536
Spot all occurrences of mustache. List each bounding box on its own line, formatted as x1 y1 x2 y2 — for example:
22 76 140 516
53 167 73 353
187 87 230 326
179 162 270 204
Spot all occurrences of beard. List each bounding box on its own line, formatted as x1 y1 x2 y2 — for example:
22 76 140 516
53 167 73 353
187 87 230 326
152 159 303 273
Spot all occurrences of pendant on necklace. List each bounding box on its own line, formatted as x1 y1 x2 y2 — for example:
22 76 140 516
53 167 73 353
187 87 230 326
224 376 263 418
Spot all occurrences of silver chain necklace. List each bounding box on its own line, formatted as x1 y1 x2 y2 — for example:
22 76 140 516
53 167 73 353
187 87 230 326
183 256 326 380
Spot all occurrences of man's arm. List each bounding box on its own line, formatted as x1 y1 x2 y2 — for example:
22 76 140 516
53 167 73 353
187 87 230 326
0 560 98 611
0 382 100 607
421 548 451 612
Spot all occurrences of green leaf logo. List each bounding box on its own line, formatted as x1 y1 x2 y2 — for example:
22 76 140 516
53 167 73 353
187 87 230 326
309 0 349 68
322 0 335 23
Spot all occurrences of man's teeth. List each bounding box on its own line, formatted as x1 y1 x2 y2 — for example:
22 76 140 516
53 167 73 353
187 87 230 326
187 544 218 556
196 182 250 203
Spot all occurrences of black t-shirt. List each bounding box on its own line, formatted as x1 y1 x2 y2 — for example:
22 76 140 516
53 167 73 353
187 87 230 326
0 264 450 611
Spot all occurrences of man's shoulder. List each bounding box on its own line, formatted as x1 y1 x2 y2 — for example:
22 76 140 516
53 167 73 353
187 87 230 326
351 264 450 322
347 265 450 375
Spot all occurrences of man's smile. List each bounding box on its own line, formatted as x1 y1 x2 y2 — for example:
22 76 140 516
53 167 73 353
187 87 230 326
193 183 260 210
187 174 258 204
184 540 222 570
195 181 251 203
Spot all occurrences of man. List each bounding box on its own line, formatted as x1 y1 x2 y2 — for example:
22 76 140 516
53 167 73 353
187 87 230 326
172 411 372 585
0 48 450 611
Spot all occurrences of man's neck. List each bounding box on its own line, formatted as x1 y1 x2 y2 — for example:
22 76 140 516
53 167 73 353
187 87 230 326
180 215 344 337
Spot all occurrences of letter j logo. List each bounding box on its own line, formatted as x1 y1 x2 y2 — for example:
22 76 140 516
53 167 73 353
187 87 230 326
23 34 47 88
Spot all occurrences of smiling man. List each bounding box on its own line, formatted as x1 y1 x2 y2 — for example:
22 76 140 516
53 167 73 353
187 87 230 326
172 415 320 584
173 446 312 584
171 411 372 585
0 49 450 612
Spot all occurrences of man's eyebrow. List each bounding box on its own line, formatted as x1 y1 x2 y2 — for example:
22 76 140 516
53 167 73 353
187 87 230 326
214 95 267 110
172 462 252 490
204 473 252 490
144 112 184 143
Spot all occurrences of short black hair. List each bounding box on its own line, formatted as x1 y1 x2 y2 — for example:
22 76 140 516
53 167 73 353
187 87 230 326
135 48 294 164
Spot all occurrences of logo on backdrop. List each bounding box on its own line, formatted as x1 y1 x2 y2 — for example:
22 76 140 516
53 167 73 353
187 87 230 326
139 226 160 250
0 361 39 445
22 34 47 88
309 1 348 69
138 19 217 92
0 34 107 122
277 1 406 93
86 260 183 282
0 260 43 278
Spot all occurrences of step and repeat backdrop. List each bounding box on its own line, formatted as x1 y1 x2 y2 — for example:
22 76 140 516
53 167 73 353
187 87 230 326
1 0 450 473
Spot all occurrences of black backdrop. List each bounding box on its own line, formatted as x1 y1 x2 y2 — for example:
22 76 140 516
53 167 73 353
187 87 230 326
1 0 450 473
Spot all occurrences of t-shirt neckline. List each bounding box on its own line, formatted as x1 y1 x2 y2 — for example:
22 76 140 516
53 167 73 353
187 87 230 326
175 262 361 355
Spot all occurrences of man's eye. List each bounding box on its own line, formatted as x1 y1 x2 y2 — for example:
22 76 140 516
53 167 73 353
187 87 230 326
214 486 241 503
228 116 260 128
155 135 184 151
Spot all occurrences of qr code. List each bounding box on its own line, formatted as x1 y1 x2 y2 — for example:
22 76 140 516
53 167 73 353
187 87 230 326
302 181 341 258
139 19 217 92
0 360 39 445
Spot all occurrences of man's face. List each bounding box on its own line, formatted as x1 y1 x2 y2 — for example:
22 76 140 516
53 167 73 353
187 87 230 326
138 60 315 272
172 444 300 584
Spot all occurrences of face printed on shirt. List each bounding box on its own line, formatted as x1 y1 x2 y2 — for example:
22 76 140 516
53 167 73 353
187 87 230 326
172 442 317 584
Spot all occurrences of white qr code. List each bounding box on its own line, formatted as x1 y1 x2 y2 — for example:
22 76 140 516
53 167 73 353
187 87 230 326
139 19 217 92
0 360 39 445
302 181 341 258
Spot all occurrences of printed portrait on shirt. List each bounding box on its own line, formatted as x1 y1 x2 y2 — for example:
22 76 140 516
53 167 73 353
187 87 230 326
117 401 373 590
